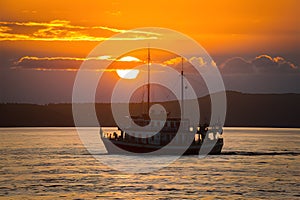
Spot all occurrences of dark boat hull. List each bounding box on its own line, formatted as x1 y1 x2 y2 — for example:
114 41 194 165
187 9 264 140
101 138 223 155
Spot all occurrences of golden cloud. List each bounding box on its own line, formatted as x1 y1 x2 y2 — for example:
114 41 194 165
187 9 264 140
163 56 209 67
163 57 182 65
0 20 159 41
189 57 207 67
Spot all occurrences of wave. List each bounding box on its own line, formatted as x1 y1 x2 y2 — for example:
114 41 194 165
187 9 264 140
221 151 299 156
88 151 299 157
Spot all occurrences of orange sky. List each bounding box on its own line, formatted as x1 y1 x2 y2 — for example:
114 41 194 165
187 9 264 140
1 0 299 56
1 0 300 103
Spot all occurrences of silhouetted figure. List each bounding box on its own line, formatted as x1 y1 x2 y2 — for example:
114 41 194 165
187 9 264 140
120 130 124 140
198 123 208 141
113 132 117 139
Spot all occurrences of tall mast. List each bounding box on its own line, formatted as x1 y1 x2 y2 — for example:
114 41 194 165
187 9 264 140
181 57 184 117
147 47 150 114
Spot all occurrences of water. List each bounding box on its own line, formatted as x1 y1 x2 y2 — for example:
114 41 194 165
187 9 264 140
0 127 299 199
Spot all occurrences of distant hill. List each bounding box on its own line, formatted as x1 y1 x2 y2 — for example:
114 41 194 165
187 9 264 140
0 91 299 127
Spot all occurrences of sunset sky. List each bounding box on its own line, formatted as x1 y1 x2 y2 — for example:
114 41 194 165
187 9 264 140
1 0 299 103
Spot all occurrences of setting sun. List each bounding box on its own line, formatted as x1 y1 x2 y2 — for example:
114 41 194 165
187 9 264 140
118 56 141 62
116 69 139 79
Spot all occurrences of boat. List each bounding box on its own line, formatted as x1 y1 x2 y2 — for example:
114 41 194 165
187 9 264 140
100 49 224 155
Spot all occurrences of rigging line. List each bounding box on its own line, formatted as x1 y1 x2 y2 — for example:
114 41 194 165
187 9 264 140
147 46 150 114
140 84 145 114
181 57 184 117
141 74 147 114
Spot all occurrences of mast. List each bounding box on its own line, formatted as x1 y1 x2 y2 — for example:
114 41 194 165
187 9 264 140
147 47 150 114
181 57 184 117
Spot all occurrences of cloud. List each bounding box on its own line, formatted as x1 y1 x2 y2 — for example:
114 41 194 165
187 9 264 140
12 56 89 71
219 54 300 94
12 55 144 71
219 57 254 74
252 55 277 72
0 20 159 41
162 56 219 75
253 55 298 73
163 57 182 66
163 56 208 67
13 54 299 76
189 57 207 67
94 26 160 36
220 55 299 74
161 56 221 77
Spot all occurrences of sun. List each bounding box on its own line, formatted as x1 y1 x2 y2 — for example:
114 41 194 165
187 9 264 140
116 69 139 79
118 56 141 62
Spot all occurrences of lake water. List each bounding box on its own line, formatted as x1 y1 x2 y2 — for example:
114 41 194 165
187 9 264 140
0 127 299 199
